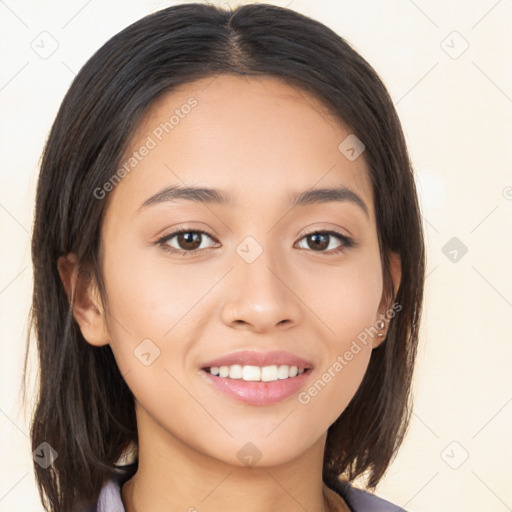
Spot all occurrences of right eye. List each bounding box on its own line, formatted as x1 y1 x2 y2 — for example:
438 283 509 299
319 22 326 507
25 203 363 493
156 229 219 256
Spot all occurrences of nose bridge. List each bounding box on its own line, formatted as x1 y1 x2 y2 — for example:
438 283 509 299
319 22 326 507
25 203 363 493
238 235 284 292
219 233 301 330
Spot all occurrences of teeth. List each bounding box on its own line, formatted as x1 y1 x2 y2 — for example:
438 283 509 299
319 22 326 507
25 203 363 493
243 365 261 381
207 364 306 381
229 364 242 379
261 365 278 382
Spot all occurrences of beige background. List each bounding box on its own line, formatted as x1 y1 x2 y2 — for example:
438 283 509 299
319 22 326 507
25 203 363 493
1 1 511 510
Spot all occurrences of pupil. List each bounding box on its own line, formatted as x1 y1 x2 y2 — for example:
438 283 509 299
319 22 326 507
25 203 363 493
309 233 328 250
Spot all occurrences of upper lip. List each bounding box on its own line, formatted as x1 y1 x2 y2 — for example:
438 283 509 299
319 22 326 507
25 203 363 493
201 350 313 369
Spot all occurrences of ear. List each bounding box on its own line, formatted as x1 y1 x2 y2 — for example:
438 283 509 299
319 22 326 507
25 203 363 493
373 251 402 348
57 253 110 347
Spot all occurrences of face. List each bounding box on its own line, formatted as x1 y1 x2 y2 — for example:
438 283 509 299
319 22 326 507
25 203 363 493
70 74 400 468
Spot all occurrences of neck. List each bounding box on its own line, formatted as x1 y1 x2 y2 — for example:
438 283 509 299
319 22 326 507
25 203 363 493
121 406 331 512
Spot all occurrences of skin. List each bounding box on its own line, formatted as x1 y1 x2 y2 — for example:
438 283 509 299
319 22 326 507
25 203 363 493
58 74 401 512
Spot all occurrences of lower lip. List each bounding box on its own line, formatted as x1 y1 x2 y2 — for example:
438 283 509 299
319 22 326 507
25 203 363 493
201 368 312 405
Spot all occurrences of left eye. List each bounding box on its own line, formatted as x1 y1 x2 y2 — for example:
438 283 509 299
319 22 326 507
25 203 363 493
296 231 353 253
156 229 354 256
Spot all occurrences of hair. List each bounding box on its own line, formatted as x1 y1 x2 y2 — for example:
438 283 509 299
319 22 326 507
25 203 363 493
24 2 425 510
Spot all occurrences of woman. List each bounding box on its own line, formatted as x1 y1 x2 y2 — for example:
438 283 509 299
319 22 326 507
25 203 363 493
26 3 425 511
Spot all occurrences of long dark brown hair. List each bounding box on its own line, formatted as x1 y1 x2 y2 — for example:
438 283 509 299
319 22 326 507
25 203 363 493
24 3 425 510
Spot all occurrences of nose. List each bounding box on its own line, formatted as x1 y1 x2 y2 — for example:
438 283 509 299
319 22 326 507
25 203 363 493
219 242 303 333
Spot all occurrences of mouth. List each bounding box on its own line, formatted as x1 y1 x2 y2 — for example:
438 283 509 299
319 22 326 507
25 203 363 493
199 350 314 405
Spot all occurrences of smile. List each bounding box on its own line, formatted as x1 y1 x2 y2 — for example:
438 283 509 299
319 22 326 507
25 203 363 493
205 364 307 381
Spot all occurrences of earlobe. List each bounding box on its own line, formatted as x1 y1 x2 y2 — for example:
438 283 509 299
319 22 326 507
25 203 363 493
57 253 110 347
373 251 402 349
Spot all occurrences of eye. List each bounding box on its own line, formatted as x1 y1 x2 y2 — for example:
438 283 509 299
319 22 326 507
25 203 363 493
156 229 219 256
295 230 355 254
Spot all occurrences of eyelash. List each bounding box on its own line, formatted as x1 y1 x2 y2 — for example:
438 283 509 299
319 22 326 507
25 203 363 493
155 228 355 257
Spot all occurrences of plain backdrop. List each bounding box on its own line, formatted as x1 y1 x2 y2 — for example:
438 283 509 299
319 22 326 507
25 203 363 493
1 1 511 511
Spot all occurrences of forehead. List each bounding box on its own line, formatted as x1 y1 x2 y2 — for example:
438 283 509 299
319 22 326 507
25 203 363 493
107 73 374 219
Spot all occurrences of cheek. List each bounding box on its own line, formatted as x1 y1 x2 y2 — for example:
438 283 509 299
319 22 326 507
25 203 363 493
296 271 379 428
102 239 210 338
101 248 202 413
297 345 372 431
295 255 382 424
306 251 383 340
101 239 220 391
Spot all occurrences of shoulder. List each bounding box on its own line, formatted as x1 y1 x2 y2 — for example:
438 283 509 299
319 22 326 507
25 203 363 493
327 478 408 512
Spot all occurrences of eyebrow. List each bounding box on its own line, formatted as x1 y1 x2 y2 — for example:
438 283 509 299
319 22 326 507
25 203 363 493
137 185 369 218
